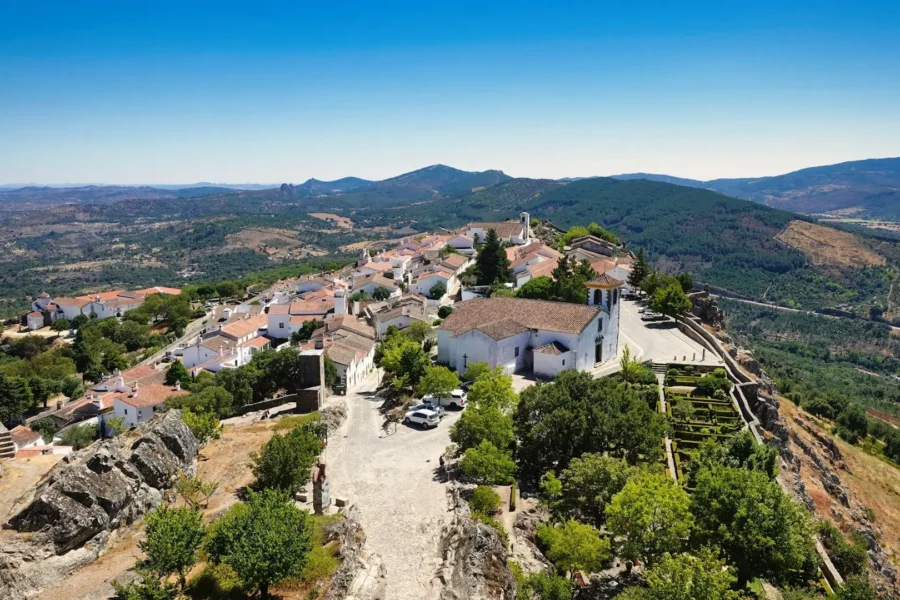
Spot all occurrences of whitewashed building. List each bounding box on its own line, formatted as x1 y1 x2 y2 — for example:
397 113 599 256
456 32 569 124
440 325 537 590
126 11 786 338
436 297 607 378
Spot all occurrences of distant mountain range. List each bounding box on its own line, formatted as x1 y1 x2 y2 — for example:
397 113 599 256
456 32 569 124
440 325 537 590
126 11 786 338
1 158 898 218
611 157 900 218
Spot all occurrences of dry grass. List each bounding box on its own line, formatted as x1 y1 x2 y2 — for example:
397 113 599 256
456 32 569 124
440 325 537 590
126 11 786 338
775 220 886 269
781 399 900 556
309 213 354 229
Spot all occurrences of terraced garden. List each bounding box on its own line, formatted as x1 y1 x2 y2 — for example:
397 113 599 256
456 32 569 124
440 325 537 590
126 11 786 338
663 365 745 485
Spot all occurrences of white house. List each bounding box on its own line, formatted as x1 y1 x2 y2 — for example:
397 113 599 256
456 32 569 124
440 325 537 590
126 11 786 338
369 296 431 339
446 234 476 256
267 296 336 339
26 311 45 330
437 297 608 378
584 272 624 363
506 242 560 289
112 382 188 428
412 266 454 298
53 297 92 320
351 274 401 298
464 213 531 246
10 425 45 452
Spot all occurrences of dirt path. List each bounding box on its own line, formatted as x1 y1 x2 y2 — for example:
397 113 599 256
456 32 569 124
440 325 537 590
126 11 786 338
324 371 457 600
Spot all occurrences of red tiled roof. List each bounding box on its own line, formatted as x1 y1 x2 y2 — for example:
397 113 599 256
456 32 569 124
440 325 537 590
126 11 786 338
438 297 599 337
52 297 91 308
10 425 41 447
534 341 569 355
113 384 188 409
586 273 624 288
133 286 182 295
526 259 558 280
467 222 525 238
75 290 126 301
221 315 267 339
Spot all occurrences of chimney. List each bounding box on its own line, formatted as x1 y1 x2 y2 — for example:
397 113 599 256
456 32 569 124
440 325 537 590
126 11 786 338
175 380 181 391
132 382 139 397
314 339 324 350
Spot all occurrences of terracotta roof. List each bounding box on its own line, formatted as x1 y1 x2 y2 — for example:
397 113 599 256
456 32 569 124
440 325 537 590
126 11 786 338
589 258 616 275
16 448 46 458
242 337 270 349
106 296 145 308
10 425 41 447
325 332 375 366
114 383 188 409
467 222 525 238
52 297 91 308
27 311 43 318
526 259 558 280
438 297 600 337
586 273 624 288
534 341 570 355
75 290 126 301
291 315 323 325
200 335 235 352
477 318 531 340
440 254 468 269
415 268 453 283
290 298 335 314
268 303 291 315
352 274 398 291
121 365 164 386
133 286 182 295
359 261 394 273
324 314 375 339
220 315 267 339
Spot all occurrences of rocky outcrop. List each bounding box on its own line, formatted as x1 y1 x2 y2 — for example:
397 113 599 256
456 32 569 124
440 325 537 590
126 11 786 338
0 410 198 600
438 486 516 600
689 291 725 327
323 508 387 600
321 400 348 434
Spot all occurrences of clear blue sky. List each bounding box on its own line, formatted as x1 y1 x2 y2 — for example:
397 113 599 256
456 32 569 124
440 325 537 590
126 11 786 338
2 1 899 184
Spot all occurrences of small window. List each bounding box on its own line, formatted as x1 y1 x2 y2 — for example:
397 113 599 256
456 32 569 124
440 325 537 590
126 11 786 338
514 346 520 358
562 359 566 366
124 408 128 415
279 322 285 329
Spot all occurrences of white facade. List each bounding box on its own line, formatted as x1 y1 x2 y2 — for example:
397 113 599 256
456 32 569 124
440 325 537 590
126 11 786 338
333 346 375 391
113 398 164 428
586 286 622 364
437 311 604 376
26 313 44 330
268 312 292 338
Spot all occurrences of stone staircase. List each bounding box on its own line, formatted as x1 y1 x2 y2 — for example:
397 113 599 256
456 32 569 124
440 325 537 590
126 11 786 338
0 424 16 459
651 362 667 375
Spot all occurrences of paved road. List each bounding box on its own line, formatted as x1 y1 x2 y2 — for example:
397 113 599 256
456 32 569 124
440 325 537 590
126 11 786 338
324 372 458 600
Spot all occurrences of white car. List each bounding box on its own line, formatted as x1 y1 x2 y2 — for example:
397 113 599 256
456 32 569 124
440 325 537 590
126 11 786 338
423 389 468 409
404 408 441 428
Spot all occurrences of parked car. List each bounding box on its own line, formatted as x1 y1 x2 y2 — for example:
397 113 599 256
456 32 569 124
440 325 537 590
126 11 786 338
641 311 666 321
409 402 446 418
404 409 441 428
422 389 467 409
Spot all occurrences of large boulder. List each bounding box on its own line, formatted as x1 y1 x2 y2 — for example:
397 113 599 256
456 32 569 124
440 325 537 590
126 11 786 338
6 410 197 554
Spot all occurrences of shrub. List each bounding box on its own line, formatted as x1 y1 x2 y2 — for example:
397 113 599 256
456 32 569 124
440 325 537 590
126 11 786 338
459 440 516 484
818 521 868 577
469 486 502 515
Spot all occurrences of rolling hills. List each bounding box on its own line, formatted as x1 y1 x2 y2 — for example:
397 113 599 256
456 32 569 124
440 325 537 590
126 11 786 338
611 157 900 218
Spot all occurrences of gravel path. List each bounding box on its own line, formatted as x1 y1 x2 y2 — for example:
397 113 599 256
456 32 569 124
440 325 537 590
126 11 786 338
324 371 459 600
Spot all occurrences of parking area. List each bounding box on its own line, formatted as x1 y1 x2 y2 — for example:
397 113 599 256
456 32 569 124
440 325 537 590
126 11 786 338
617 297 722 366
324 371 458 600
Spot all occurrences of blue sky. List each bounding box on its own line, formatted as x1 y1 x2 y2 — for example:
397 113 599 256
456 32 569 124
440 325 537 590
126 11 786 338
1 1 899 184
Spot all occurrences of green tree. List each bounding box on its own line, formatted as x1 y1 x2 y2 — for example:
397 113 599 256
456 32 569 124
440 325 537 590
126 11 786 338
0 374 35 423
469 486 502 515
628 248 650 293
685 432 778 485
550 254 589 304
112 569 178 600
554 453 635 528
462 361 491 383
618 548 740 600
429 282 447 300
106 415 128 436
51 319 71 337
215 367 256 409
291 319 323 344
467 367 517 412
837 576 876 600
31 418 58 443
215 281 240 299
475 228 512 285
557 225 590 249
818 522 868 577
251 424 323 494
418 365 461 398
606 472 693 565
181 408 221 444
140 505 205 589
587 222 619 244
164 361 191 388
515 371 668 484
324 355 337 388
519 572 574 600
450 405 515 452
836 403 868 440
517 276 555 301
459 440 517 484
537 519 611 577
438 305 454 319
205 489 312 599
675 272 695 293
372 286 391 301
167 385 235 418
691 465 817 584
649 283 692 318
59 423 99 450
